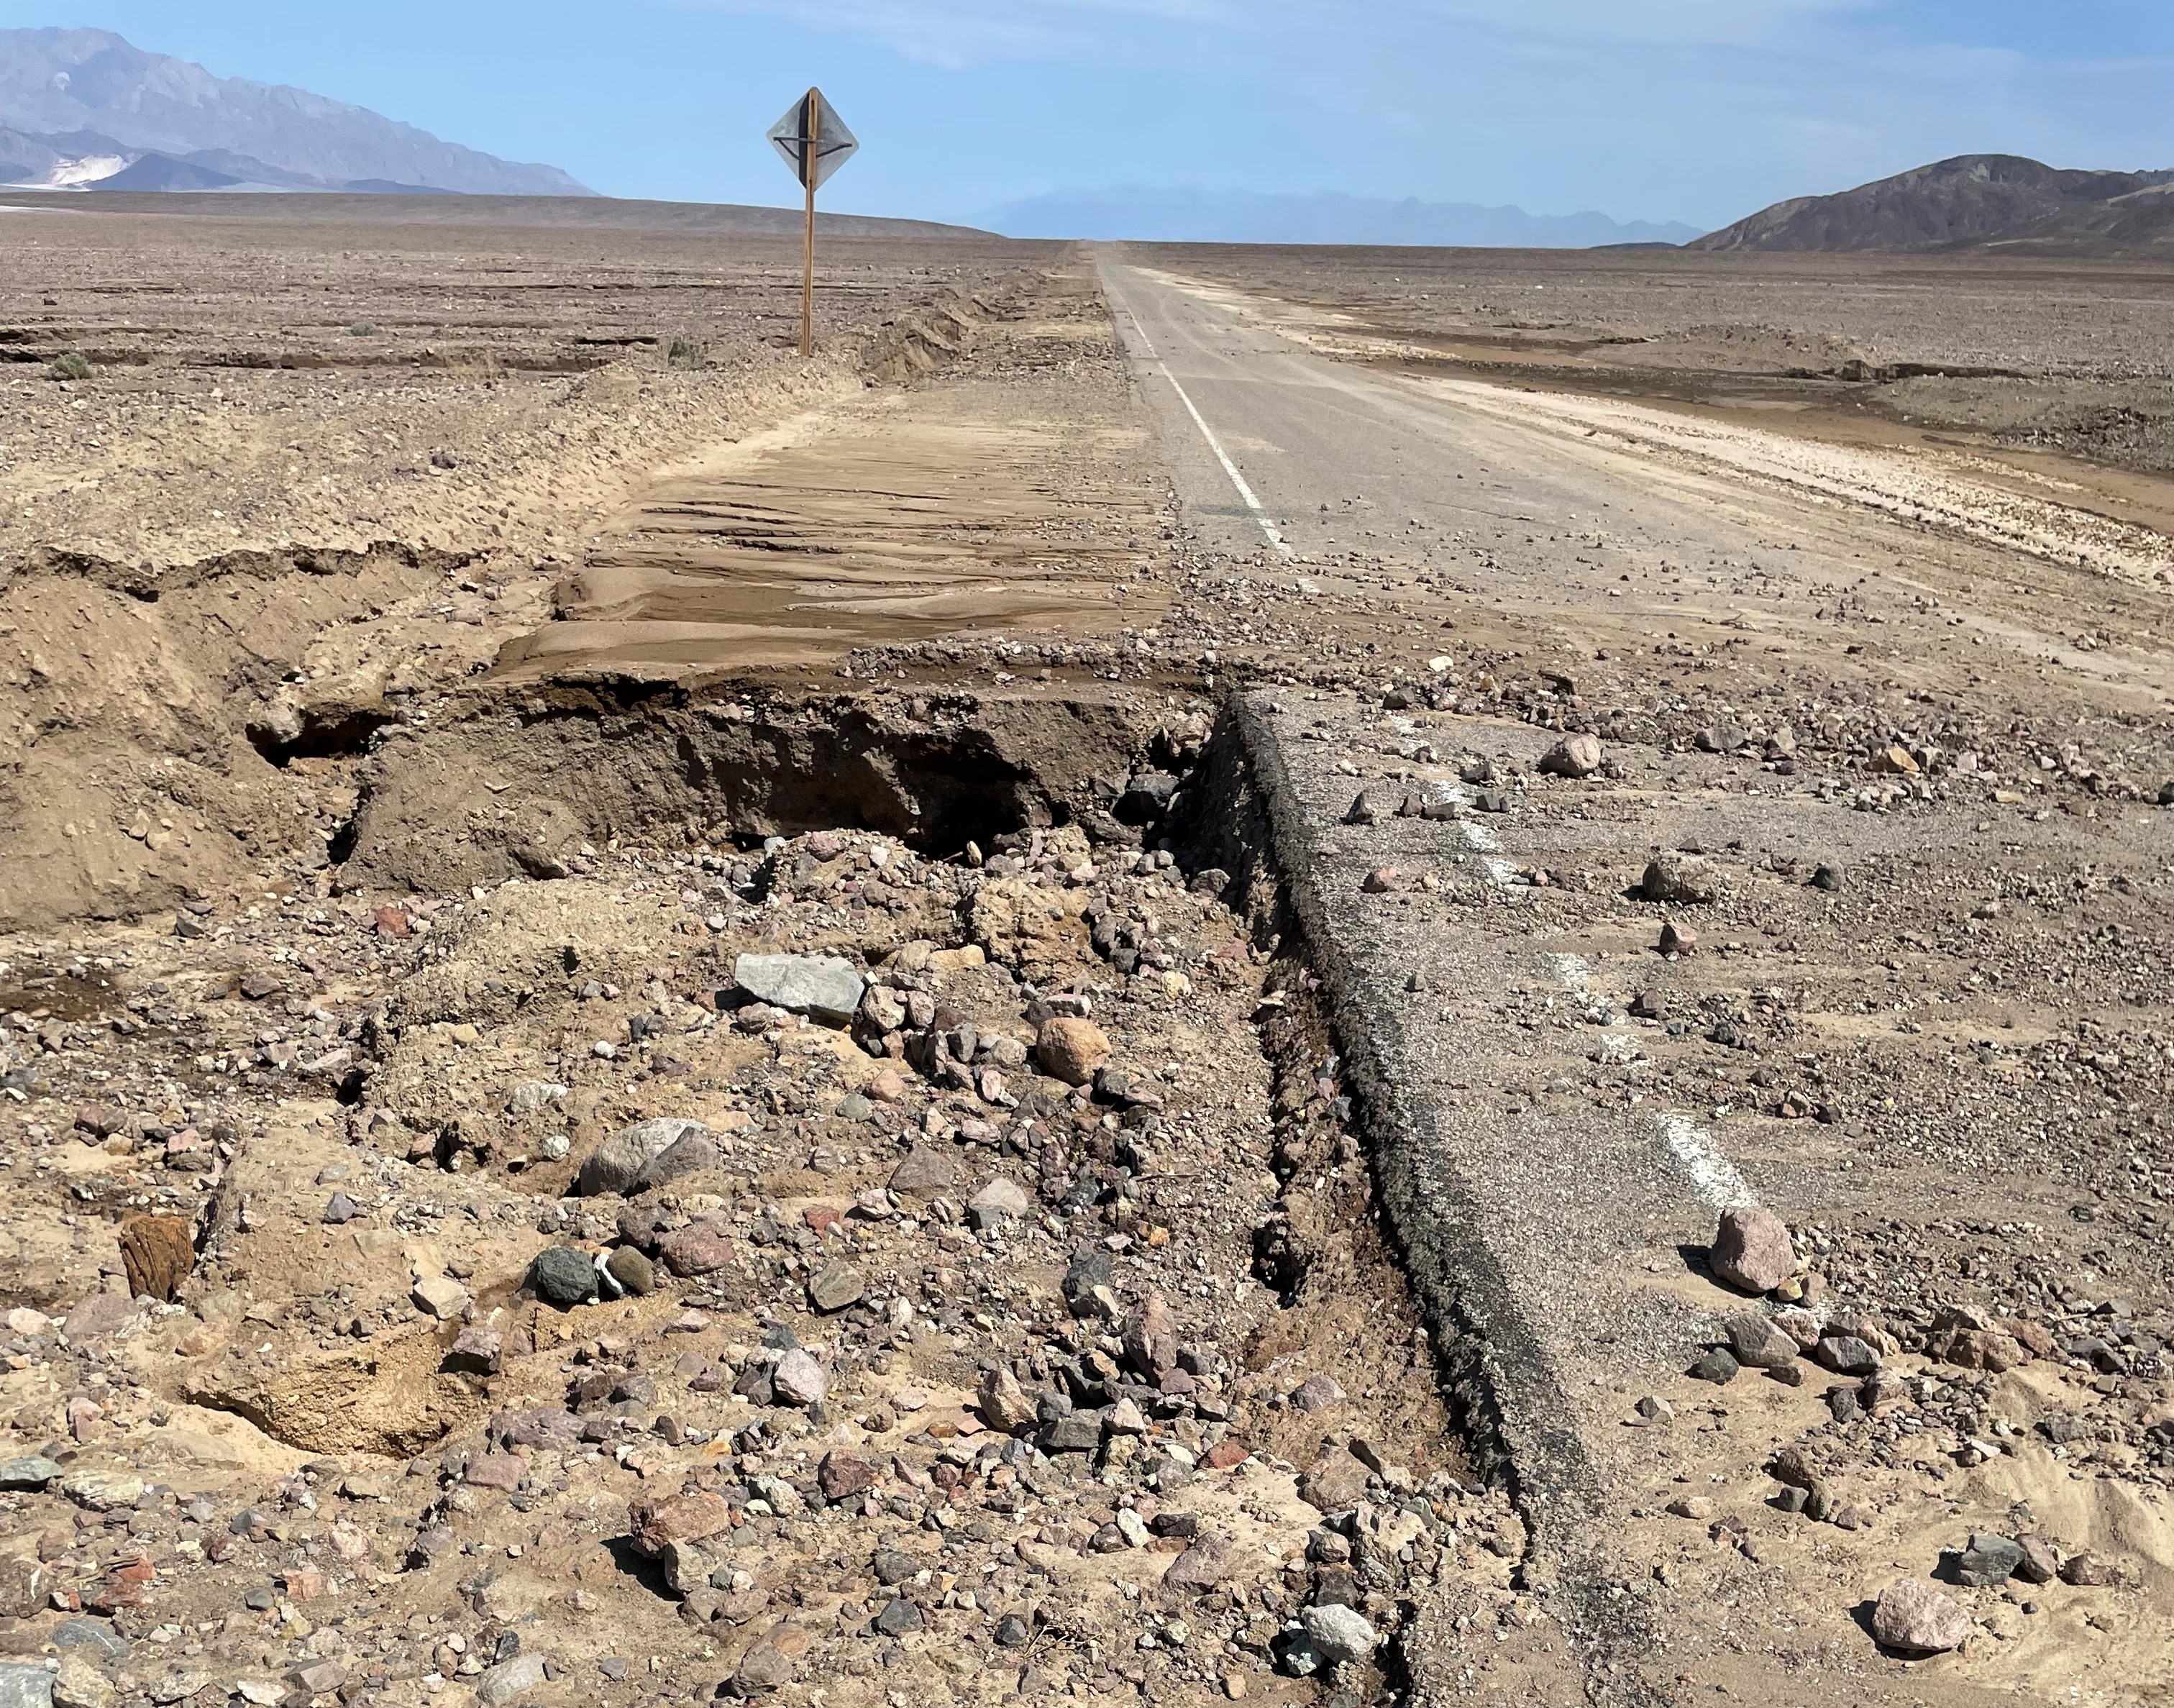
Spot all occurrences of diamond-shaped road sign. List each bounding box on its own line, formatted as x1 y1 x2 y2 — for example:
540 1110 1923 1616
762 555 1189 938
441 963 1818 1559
769 89 858 192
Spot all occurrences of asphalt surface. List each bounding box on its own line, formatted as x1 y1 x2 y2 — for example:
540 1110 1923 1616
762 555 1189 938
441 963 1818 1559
1097 255 1726 574
1102 255 2166 1702
1098 264 1781 1328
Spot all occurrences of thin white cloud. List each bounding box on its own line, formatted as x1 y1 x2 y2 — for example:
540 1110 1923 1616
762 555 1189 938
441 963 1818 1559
670 0 2174 224
679 0 1231 66
680 0 1883 66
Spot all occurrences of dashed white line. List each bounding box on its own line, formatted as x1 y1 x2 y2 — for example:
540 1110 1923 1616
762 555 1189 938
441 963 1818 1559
1657 1113 1758 1211
1421 780 1520 887
1547 953 1757 1211
1118 301 1294 561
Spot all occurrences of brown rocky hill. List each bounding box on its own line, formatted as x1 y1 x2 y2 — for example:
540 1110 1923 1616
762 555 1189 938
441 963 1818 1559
1693 153 2174 253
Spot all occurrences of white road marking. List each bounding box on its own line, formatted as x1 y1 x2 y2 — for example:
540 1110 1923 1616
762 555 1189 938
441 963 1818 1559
1548 954 1757 1211
1657 1113 1758 1211
1118 300 1295 561
1421 780 1519 887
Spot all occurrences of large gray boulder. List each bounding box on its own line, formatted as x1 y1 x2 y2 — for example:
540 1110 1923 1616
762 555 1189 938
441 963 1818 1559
577 1118 708 1196
734 954 864 1026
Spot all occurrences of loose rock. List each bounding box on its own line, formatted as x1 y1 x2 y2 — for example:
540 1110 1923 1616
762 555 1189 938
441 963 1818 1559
1709 1205 1796 1292
1871 1579 1972 1653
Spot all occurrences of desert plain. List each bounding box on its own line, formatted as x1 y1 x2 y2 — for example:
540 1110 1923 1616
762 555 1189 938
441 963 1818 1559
1 196 2173 1708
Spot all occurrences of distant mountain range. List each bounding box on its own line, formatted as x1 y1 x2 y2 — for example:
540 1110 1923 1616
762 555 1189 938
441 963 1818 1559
1694 155 2174 253
0 27 589 196
980 188 1701 248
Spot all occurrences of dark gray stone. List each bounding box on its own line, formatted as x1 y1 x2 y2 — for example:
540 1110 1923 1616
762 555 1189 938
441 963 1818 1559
1040 1409 1106 1453
51 1621 128 1663
1957 1533 2024 1588
873 1598 923 1637
531 1246 597 1308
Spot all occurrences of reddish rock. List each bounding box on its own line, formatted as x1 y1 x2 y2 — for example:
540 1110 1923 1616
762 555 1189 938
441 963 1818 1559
658 1220 736 1277
1123 1294 1179 1381
373 905 412 939
464 1454 525 1492
1202 1438 1251 1471
1708 1204 1796 1294
817 1451 876 1500
1161 1533 1236 1591
447 1327 503 1375
1871 1579 1970 1653
1300 1446 1372 1512
86 1556 153 1612
1931 1328 2023 1371
803 1205 840 1235
629 1490 734 1556
1538 734 1603 779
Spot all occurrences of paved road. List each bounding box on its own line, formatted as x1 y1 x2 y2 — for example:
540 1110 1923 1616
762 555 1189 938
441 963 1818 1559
1102 257 2152 1705
1099 255 1769 576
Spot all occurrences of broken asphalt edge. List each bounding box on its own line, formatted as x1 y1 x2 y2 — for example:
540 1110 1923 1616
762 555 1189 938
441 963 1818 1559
1197 686 1664 1704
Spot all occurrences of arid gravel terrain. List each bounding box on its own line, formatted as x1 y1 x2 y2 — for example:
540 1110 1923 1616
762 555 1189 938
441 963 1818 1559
4 206 2174 1708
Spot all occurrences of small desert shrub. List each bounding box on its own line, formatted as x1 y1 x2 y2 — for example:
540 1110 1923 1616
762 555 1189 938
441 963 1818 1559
47 352 93 381
667 337 704 371
347 322 380 337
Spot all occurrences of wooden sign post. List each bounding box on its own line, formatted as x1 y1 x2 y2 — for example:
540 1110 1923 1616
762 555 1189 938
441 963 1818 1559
767 88 859 357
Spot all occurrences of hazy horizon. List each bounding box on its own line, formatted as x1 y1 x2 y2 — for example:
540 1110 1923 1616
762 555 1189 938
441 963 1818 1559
8 4 2171 233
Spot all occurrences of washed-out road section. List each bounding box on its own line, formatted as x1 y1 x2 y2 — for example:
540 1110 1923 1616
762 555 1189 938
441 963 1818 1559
1106 255 2173 1704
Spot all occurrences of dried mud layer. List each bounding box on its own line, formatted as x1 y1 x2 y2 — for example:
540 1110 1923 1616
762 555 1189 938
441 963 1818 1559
0 207 1108 931
1129 243 2174 523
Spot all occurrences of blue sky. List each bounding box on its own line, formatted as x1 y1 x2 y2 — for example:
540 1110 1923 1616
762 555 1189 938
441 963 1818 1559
17 1 2174 229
